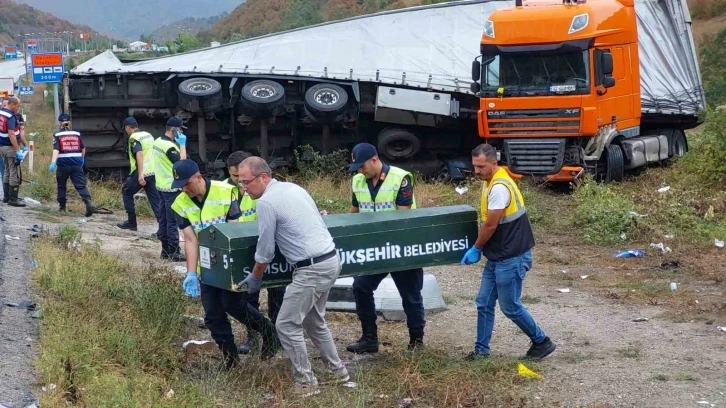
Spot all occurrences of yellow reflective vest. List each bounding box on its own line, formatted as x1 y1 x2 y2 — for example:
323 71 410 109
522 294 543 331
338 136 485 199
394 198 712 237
128 131 155 177
153 136 179 192
351 166 417 212
224 177 257 222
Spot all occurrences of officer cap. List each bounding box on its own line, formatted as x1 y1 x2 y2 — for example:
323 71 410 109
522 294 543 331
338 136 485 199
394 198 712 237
348 143 378 171
171 159 200 189
122 117 138 127
58 113 71 122
166 116 187 129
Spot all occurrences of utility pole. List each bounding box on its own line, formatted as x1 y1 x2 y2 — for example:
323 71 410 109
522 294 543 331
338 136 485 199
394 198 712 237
53 84 60 131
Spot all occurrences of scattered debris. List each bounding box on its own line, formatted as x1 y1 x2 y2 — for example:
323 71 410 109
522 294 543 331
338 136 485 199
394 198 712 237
557 288 571 293
455 186 468 195
715 239 724 249
77 219 87 224
696 401 709 405
620 232 627 240
657 185 671 193
649 242 672 253
4 235 19 241
23 197 41 206
614 249 645 258
669 282 678 292
342 381 357 388
319 210 329 216
628 211 647 218
518 363 544 380
68 241 81 250
396 397 414 408
41 384 57 392
717 327 726 332
173 266 187 274
30 260 39 267
632 317 649 322
705 320 714 325
580 275 589 280
658 260 679 270
4 300 36 310
165 389 174 399
30 225 42 233
704 205 715 220
664 234 674 240
182 340 217 353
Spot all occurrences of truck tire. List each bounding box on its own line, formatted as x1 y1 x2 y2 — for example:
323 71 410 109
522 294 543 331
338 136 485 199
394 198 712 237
605 143 624 183
177 77 222 113
303 83 348 122
377 128 421 161
240 80 285 117
671 130 687 157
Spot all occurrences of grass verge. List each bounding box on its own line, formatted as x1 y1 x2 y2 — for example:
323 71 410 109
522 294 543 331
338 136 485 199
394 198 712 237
32 226 539 407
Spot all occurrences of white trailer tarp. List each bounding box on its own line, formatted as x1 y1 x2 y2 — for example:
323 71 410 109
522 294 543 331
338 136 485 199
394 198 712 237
73 0 705 115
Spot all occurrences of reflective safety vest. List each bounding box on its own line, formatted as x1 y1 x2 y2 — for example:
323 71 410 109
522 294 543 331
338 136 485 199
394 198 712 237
480 167 535 261
352 166 416 212
128 131 156 177
172 180 237 272
54 130 84 167
224 177 257 221
153 136 179 192
0 108 15 145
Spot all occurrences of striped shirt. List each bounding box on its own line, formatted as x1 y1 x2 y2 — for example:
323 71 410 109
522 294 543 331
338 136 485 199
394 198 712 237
254 179 335 264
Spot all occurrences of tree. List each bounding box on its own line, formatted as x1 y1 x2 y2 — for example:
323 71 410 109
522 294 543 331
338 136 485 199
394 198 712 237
174 32 202 53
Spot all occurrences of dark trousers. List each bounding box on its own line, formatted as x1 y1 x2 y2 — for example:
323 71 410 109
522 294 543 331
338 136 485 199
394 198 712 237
353 268 426 335
200 282 273 351
247 286 287 326
122 172 163 224
159 191 180 248
56 165 91 206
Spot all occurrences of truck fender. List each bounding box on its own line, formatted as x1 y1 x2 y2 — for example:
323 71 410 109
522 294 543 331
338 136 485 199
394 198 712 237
584 125 619 161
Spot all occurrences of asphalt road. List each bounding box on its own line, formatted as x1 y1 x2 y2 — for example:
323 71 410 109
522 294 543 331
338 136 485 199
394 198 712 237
0 59 28 82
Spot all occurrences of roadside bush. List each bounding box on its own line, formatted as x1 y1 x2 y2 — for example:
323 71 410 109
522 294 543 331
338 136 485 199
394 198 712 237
293 144 350 181
679 108 726 185
573 176 641 244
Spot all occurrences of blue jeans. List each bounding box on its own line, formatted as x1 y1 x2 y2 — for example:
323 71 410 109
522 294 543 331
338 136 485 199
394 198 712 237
475 250 545 354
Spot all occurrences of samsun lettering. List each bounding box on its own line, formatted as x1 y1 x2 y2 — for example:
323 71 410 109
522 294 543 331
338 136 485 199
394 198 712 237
337 237 469 265
243 262 292 276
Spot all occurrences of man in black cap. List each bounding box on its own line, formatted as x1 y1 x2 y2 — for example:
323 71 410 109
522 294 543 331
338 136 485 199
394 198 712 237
117 117 163 233
153 117 187 261
345 142 426 354
48 113 97 216
170 159 280 369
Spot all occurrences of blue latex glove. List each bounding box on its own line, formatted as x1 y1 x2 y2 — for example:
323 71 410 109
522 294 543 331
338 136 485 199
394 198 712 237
21 145 28 152
48 162 57 173
15 150 23 162
238 273 263 294
460 246 482 265
183 271 199 297
174 131 187 147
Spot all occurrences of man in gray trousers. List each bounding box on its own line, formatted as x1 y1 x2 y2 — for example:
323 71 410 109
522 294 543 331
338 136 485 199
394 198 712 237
237 156 348 397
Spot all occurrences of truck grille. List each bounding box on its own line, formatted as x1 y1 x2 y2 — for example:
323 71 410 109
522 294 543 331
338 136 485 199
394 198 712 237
487 108 580 137
504 139 566 175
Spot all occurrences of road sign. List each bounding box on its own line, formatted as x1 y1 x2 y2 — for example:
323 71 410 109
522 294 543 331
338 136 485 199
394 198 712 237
27 40 38 52
18 86 34 96
4 46 17 59
31 52 64 84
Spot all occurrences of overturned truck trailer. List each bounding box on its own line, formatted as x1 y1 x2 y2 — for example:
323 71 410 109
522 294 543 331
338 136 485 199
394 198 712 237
66 0 704 180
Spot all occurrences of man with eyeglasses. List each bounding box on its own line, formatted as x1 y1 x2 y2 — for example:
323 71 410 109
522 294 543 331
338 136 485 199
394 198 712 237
237 156 348 396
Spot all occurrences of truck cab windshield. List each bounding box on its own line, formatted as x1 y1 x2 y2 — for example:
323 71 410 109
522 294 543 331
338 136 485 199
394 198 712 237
480 50 590 96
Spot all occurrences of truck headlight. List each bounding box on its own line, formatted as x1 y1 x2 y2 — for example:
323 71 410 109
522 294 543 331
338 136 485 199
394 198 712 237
568 13 589 34
483 20 495 38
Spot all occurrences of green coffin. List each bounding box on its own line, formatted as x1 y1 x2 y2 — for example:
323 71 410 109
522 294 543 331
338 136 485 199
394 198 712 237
196 205 479 291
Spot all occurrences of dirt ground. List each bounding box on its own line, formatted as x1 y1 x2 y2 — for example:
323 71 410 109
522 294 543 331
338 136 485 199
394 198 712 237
25 205 724 408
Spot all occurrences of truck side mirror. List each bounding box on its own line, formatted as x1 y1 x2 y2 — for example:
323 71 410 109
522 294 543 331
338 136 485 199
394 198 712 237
471 60 481 82
603 76 616 88
470 82 481 93
601 52 613 76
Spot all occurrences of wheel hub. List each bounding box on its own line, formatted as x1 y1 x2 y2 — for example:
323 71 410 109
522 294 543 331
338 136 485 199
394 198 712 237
189 82 212 92
251 85 275 99
314 89 339 106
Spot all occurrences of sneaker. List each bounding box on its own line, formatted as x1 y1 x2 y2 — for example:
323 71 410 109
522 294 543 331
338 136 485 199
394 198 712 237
525 337 556 360
293 380 320 398
464 351 490 361
319 368 350 385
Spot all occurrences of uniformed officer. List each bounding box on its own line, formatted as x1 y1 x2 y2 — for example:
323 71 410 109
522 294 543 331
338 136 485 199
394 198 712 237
0 97 26 207
224 150 287 354
171 159 280 369
346 142 426 353
117 117 164 233
48 113 97 216
461 143 555 360
153 117 187 261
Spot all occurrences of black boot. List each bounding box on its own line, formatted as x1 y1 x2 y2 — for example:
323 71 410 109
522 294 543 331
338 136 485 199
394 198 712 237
7 186 25 207
221 343 240 370
2 183 9 203
160 242 170 259
238 330 256 355
84 199 94 217
117 214 137 231
407 330 424 351
346 324 379 354
169 245 186 262
58 203 66 212
259 319 282 360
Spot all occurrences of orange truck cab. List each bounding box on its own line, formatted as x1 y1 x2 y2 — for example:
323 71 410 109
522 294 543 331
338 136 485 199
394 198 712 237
470 0 703 182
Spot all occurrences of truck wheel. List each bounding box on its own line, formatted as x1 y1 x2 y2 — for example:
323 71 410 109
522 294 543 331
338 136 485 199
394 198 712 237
177 77 223 113
377 128 421 161
240 80 285 117
304 83 348 122
671 130 687 157
605 143 624 183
